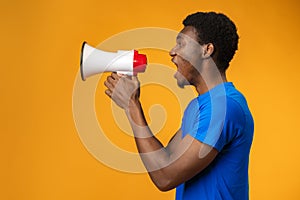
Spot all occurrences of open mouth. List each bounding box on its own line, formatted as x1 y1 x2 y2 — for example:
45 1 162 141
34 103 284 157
171 58 178 68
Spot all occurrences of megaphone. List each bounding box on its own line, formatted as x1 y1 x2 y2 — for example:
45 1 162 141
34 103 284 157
80 42 147 81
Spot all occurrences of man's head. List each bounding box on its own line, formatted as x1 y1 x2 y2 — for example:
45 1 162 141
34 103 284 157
183 12 239 72
170 12 239 88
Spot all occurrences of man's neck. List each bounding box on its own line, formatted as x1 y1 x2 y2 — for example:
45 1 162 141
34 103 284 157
194 65 227 95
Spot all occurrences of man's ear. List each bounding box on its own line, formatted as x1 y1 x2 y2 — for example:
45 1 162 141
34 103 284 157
203 43 214 58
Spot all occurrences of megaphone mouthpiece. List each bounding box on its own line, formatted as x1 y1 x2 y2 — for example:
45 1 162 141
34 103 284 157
133 50 147 74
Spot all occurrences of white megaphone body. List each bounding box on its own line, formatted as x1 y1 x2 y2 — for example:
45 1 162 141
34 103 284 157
80 42 147 81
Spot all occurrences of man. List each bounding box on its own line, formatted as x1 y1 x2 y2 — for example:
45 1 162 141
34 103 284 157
104 12 254 200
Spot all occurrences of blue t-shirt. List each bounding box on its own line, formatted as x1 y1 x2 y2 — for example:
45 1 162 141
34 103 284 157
176 82 254 200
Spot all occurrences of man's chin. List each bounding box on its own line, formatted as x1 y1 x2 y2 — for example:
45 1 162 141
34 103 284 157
177 80 186 88
174 73 189 88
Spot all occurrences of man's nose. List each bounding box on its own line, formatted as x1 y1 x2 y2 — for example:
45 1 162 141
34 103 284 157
169 47 176 57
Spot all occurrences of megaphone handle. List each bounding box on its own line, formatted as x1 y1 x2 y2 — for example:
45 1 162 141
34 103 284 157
116 71 134 76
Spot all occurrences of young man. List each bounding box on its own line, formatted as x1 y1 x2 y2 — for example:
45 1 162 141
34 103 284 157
104 12 254 200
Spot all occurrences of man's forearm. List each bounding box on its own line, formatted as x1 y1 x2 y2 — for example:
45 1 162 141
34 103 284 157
125 100 173 190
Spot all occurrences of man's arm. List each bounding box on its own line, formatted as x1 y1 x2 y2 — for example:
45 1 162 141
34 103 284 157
104 73 218 191
166 129 182 155
126 100 218 191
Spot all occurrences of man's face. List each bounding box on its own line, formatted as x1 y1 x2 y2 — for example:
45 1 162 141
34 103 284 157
170 26 203 88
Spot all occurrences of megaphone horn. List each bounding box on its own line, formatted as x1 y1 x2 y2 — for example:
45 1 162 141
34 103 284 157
80 41 147 81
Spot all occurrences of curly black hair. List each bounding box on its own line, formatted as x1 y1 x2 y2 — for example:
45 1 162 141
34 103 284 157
183 12 239 72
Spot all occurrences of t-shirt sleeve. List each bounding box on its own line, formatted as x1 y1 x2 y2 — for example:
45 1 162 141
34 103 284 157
181 96 234 152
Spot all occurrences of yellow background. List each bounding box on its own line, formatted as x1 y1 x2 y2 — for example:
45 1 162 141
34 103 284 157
1 0 300 199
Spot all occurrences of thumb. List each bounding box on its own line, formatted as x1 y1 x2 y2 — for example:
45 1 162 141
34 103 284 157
120 74 132 80
131 75 139 82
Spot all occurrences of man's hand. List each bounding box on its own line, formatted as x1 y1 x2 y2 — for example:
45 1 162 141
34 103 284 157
104 72 140 109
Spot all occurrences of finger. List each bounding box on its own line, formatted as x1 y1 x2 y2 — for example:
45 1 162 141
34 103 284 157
105 89 112 97
107 76 117 86
131 76 140 87
104 80 114 90
131 76 139 81
111 72 121 80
